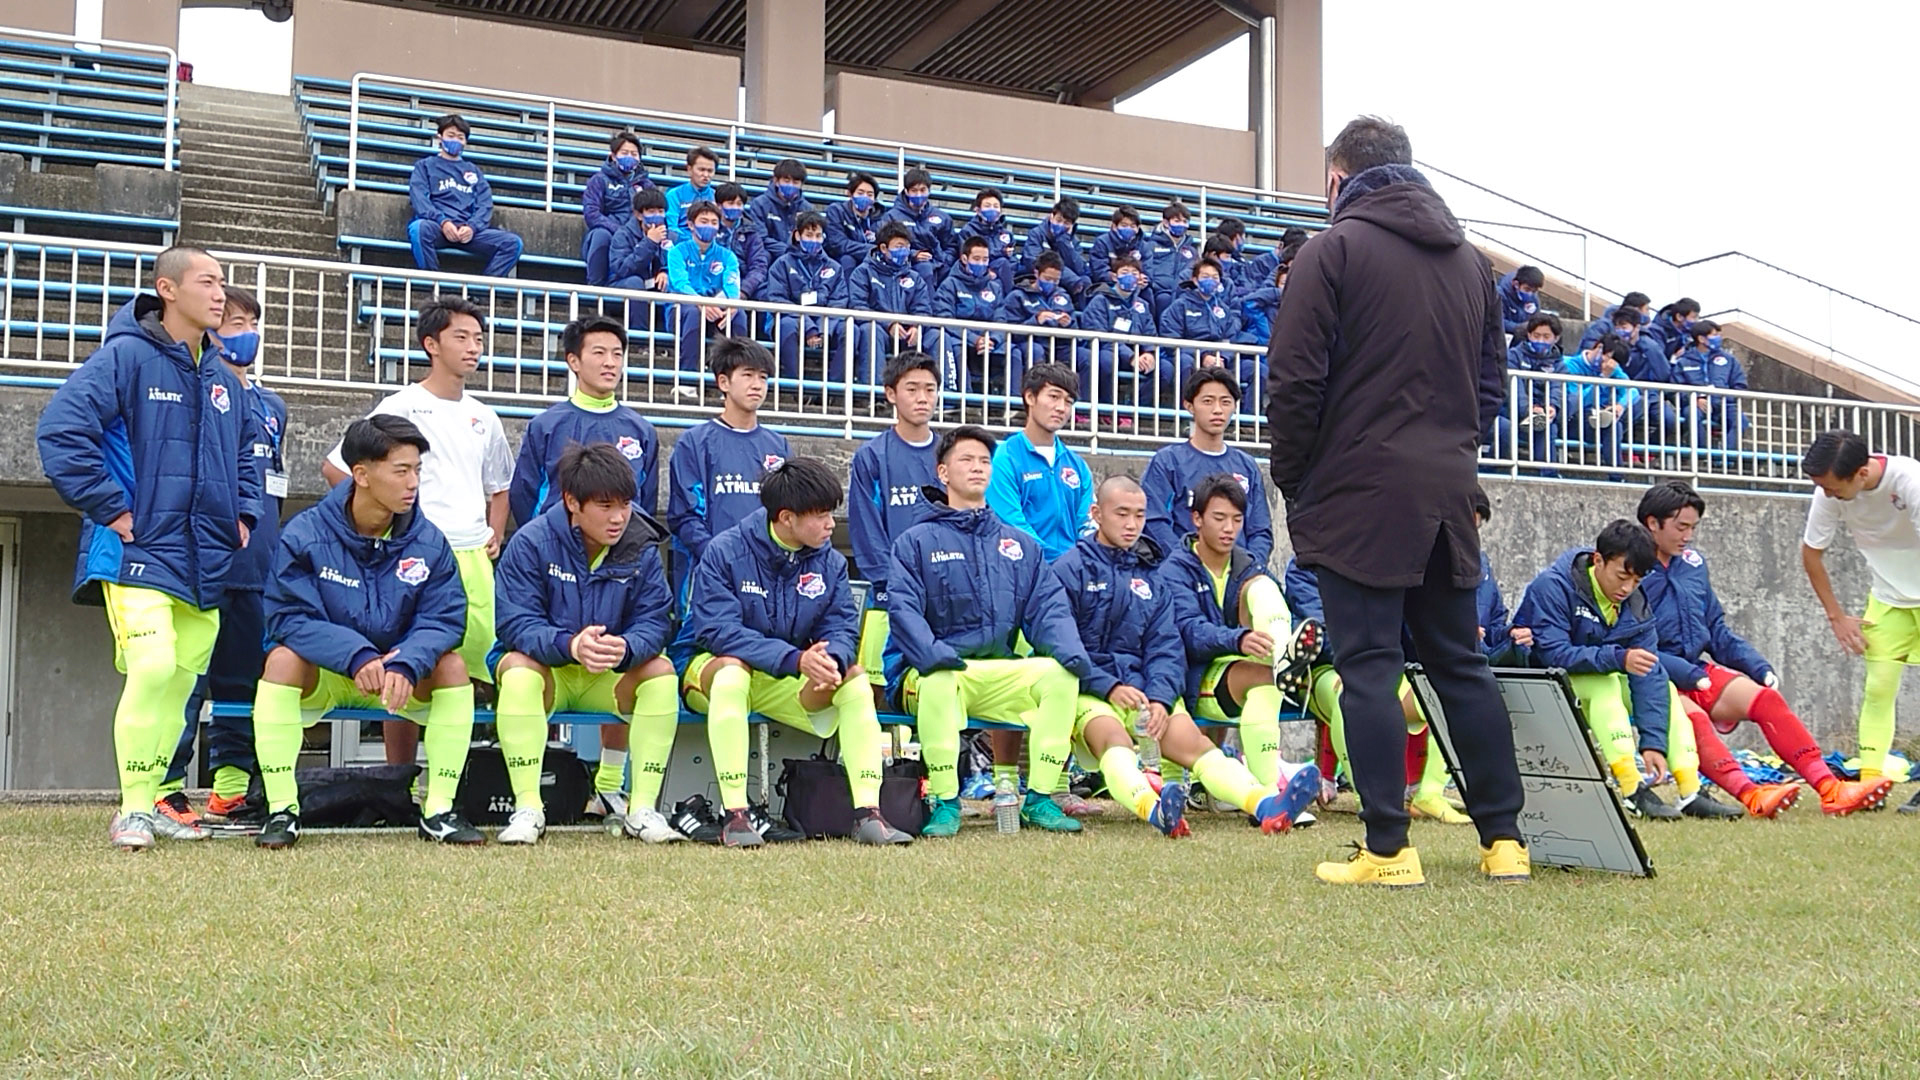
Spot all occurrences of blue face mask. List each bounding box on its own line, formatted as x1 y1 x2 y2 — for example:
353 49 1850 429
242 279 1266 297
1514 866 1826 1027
776 181 800 199
218 330 260 366
1706 334 1723 350
439 137 464 157
887 247 910 266
850 194 874 212
1114 226 1137 242
692 223 719 243
1681 317 1696 331
1167 221 1188 237
722 206 744 222
614 154 639 172
1050 220 1071 237
905 191 928 208
1196 277 1220 297
977 206 1001 224
964 260 990 276
1526 340 1556 358
1036 278 1057 295
798 238 824 256
641 212 666 227
1116 272 1139 292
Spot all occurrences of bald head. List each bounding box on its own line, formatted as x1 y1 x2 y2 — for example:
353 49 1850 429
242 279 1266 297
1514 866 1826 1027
1090 473 1145 550
151 246 225 338
1096 474 1142 501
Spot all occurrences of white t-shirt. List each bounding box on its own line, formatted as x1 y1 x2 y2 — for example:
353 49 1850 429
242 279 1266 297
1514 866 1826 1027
326 383 512 550
1803 454 1920 607
1032 441 1057 467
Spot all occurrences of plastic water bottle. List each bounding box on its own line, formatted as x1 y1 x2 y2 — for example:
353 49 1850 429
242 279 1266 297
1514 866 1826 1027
993 775 1020 834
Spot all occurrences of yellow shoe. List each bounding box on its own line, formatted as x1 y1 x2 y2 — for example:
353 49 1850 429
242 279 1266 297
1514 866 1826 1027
1479 839 1531 883
1408 792 1473 825
1315 844 1426 888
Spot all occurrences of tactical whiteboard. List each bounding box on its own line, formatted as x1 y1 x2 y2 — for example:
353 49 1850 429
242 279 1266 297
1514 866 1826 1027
1411 666 1654 877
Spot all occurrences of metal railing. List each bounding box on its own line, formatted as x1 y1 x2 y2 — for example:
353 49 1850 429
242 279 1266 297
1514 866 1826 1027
0 25 179 172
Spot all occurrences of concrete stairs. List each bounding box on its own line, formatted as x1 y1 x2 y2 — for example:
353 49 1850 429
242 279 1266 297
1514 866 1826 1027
175 84 337 261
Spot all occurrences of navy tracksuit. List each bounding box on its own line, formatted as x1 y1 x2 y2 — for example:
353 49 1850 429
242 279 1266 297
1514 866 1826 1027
1511 547 1672 753
1670 345 1750 453
508 397 661 524
825 199 882 275
958 213 1021 290
1019 221 1089 298
931 265 1008 394
665 419 790 651
1077 284 1171 404
997 275 1079 371
747 188 816 264
1640 546 1773 689
764 247 852 381
848 249 934 385
1049 536 1184 709
407 154 523 277
1139 442 1273 569
688 508 859 675
493 502 672 672
581 157 654 285
847 428 941 593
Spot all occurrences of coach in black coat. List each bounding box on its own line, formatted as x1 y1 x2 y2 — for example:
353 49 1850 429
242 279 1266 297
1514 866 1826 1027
1266 116 1525 871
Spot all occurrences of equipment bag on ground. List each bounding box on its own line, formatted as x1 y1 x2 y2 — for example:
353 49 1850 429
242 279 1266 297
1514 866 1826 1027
779 756 929 838
456 743 590 826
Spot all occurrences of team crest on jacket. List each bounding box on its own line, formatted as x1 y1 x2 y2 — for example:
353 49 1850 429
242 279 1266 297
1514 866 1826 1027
1681 548 1703 567
1232 472 1249 491
396 557 430 586
710 261 724 274
616 435 644 460
469 416 485 434
209 384 231 413
796 572 826 599
463 171 478 185
1129 576 1153 600
264 413 280 435
763 454 786 473
819 266 836 279
1061 467 1080 489
998 537 1024 561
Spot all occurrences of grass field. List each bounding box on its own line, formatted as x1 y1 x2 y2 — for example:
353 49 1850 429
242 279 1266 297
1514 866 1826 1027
3 794 1920 1079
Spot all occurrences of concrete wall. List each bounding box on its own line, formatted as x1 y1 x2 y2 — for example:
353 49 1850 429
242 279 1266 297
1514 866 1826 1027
6 0 75 36
829 72 1256 190
103 0 179 53
290 0 740 119
7 512 120 789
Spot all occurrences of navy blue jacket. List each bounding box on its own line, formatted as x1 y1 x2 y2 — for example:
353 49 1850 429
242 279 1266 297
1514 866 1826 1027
1670 346 1748 393
1079 285 1159 341
765 248 851 333
847 428 941 593
1019 222 1089 292
227 378 289 593
850 250 934 320
689 508 859 676
1143 229 1199 306
38 297 262 608
1640 548 1772 688
958 214 1021 269
1624 333 1672 384
1086 228 1147 289
582 158 654 237
1511 548 1672 753
266 480 465 686
1163 281 1242 347
607 216 669 286
881 196 959 268
824 200 881 269
884 495 1094 698
1161 540 1272 705
508 397 660 525
748 188 816 263
1578 304 1635 349
998 276 1080 330
1643 315 1692 360
1506 340 1563 407
1050 536 1184 708
1235 285 1283 346
494 502 671 672
666 418 790 576
408 154 493 229
1140 442 1273 569
718 219 770 300
933 266 1009 327
1496 271 1540 336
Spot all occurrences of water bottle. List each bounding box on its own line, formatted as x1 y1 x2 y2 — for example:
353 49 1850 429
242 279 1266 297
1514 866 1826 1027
993 775 1020 834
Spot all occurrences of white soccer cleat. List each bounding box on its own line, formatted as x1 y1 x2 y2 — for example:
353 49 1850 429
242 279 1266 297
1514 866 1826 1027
108 811 156 851
622 806 687 844
496 807 547 845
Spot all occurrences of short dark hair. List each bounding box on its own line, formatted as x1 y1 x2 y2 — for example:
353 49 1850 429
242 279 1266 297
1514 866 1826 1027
1051 196 1080 222
792 210 827 236
1201 235 1235 257
960 235 989 257
876 221 912 247
685 200 722 225
1182 366 1241 404
972 187 1004 208
417 295 486 347
901 167 932 191
632 187 667 213
1161 200 1190 220
342 414 429 468
1215 217 1247 241
1637 480 1706 530
1282 226 1310 246
1471 485 1491 523
1525 313 1563 337
1111 205 1140 226
1621 291 1651 310
1611 308 1639 328
686 146 718 167
223 284 261 322
714 181 747 205
709 337 774 379
847 172 879 196
153 245 213 288
771 158 806 183
608 129 641 156
938 424 995 463
882 350 939 388
1033 251 1064 274
1111 253 1142 272
558 442 638 505
1022 362 1078 402
1663 297 1701 319
431 113 469 138
1595 519 1657 577
1689 319 1720 339
1515 266 1545 289
561 315 626 361
1326 115 1413 174
1191 473 1248 517
760 457 842 518
1803 430 1870 479
1601 337 1630 366
1193 255 1226 279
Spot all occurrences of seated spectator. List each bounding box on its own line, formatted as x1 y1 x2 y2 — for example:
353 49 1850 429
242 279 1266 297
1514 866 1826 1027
1076 253 1169 407
714 182 770 303
1644 296 1702 361
667 201 747 385
1580 289 1652 349
958 188 1020 288
1162 256 1247 394
826 172 883 274
748 158 813 263
581 129 654 286
1606 306 1679 445
849 222 932 385
999 250 1079 371
1671 320 1750 454
1087 205 1146 291
608 187 672 336
1487 312 1563 472
1144 201 1198 315
406 113 522 278
932 235 1007 396
1234 253 1292 349
665 146 720 242
765 211 850 381
1559 334 1637 479
1020 197 1089 300
1497 265 1544 340
1211 216 1274 293
882 167 958 274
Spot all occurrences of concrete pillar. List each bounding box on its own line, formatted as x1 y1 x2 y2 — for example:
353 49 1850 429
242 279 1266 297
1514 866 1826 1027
1272 0 1323 197
743 0 824 131
103 0 180 53
8 0 77 36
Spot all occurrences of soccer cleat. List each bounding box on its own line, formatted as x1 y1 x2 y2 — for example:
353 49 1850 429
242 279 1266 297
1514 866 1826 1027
1020 792 1083 833
585 790 629 821
496 807 547 845
1899 788 1920 815
1408 792 1473 825
669 795 724 844
255 810 301 850
747 803 806 844
108 811 156 851
622 806 686 843
1737 783 1801 818
1315 843 1426 888
1148 782 1190 838
155 791 204 828
418 810 486 845
1624 784 1681 820
149 808 211 842
1272 618 1325 705
1820 777 1895 817
1185 783 1211 814
922 797 963 838
206 791 262 822
958 773 995 800
1479 839 1531 883
1254 764 1322 835
1293 809 1318 829
720 808 764 848
853 810 913 846
1681 789 1745 820
1053 791 1104 818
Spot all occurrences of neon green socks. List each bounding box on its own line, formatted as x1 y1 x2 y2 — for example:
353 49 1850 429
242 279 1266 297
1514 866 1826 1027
1238 683 1283 789
1243 575 1291 646
830 677 885 808
595 749 627 795
628 674 680 810
495 666 549 812
253 680 307 814
1097 745 1155 820
1860 659 1900 780
915 671 965 801
704 664 753 810
1190 747 1266 816
1022 663 1078 798
212 765 251 799
421 683 475 817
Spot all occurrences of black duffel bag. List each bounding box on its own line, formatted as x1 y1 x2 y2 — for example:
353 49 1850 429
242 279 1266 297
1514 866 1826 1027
455 743 591 826
778 756 929 838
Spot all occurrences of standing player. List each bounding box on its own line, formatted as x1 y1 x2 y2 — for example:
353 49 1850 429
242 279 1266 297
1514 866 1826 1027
36 246 261 850
847 352 943 695
1800 429 1920 806
322 296 510 767
1141 368 1274 568
252 417 480 849
509 315 658 523
492 444 681 845
684 459 912 848
886 426 1095 836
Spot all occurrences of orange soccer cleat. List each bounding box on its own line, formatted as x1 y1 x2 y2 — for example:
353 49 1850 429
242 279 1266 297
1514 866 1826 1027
1737 782 1801 818
1817 777 1895 816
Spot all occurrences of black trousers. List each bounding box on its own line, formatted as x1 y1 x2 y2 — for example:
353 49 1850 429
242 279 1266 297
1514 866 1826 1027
1315 535 1524 854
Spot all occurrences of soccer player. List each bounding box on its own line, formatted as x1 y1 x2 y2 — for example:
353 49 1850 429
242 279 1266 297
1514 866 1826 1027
1637 480 1888 816
36 246 261 850
886 425 1096 836
664 145 719 242
252 416 480 849
1511 519 1739 820
881 167 957 273
509 315 659 524
1160 475 1322 800
492 443 681 845
1052 476 1320 836
847 352 943 693
1800 429 1920 809
1140 368 1274 568
158 285 288 826
684 459 912 848
323 296 510 766
985 363 1092 561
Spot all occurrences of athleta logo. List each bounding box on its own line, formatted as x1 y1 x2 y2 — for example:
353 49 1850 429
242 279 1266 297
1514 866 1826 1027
1129 577 1153 600
714 472 761 496
1574 604 1600 624
319 566 361 588
887 485 920 507
616 436 643 460
396 557 430 586
797 572 826 599
209 384 230 414
146 387 183 403
547 563 577 583
998 537 1024 562
1084 581 1108 592
740 580 768 597
930 550 965 563
434 177 474 194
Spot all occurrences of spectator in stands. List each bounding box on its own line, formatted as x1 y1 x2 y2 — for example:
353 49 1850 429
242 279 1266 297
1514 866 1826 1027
666 201 747 384
1213 216 1279 293
1020 196 1088 300
406 114 523 278
1162 256 1245 392
958 188 1019 289
1580 289 1652 348
883 167 958 272
665 146 720 242
847 352 944 699
1087 205 1146 290
986 363 1093 562
885 425 1095 836
1496 264 1544 338
1644 296 1701 360
747 158 812 264
1672 320 1750 453
508 314 659 525
827 172 884 274
998 250 1079 370
685 458 912 848
714 182 769 302
765 211 850 380
1141 367 1274 567
581 129 654 286
1557 334 1636 479
1144 201 1198 315
1076 253 1167 406
492 443 680 846
608 187 670 293
932 235 1007 395
849 222 932 385
1233 255 1290 349
1489 312 1563 472
1607 306 1680 445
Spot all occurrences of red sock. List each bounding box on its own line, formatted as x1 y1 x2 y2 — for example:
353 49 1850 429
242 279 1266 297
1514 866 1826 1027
1748 688 1835 788
1405 728 1428 786
1689 704 1756 797
1316 724 1339 779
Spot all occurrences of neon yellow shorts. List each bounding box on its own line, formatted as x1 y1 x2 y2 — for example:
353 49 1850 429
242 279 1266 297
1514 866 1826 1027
1863 595 1920 664
540 664 630 715
102 582 219 675
298 668 433 724
858 609 889 686
453 545 496 684
900 656 1067 728
682 651 837 736
1072 694 1137 770
1195 655 1253 723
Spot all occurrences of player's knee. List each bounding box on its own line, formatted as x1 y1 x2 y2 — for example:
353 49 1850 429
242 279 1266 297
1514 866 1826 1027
432 651 469 685
633 655 675 681
261 645 308 686
495 651 547 678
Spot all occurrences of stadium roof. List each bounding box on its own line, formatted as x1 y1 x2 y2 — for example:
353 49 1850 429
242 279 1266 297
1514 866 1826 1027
364 0 1254 104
